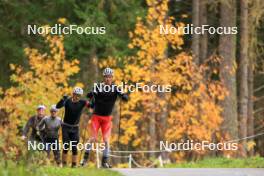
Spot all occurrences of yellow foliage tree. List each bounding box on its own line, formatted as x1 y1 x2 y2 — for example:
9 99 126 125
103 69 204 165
100 0 227 162
0 31 82 160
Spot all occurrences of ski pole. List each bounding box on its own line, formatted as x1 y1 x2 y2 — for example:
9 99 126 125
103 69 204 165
117 99 122 149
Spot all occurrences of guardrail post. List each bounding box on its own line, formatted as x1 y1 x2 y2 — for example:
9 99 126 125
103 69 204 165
158 155 163 167
128 154 132 168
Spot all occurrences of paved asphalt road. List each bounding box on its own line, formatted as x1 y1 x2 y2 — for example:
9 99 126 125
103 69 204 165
113 168 264 176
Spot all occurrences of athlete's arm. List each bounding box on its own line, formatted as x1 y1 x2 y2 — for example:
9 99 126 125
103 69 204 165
120 93 129 101
87 82 101 99
86 86 97 108
22 116 34 137
87 89 98 99
116 87 129 101
83 100 91 108
56 95 68 109
85 96 95 109
86 92 94 99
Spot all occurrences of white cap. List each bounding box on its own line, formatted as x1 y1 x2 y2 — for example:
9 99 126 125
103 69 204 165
73 87 83 95
50 104 58 112
103 67 114 76
37 105 46 110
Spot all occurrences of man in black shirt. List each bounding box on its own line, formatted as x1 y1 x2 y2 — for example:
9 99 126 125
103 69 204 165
81 68 128 168
56 87 89 167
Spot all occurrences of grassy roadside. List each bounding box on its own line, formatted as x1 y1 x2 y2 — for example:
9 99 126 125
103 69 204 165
165 157 264 168
0 164 122 176
39 166 122 176
1 157 263 176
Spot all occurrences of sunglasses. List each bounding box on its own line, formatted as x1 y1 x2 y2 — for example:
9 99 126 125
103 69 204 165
73 93 81 97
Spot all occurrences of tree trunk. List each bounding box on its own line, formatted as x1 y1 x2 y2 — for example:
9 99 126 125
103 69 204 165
192 0 200 65
247 0 264 157
219 0 238 150
238 0 249 158
247 56 254 156
247 9 255 152
158 91 170 163
93 54 99 82
199 0 208 63
81 48 99 86
149 112 156 158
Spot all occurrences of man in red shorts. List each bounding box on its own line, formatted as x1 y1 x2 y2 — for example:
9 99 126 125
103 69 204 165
81 67 128 168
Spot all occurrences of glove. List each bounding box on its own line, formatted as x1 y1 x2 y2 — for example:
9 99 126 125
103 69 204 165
89 100 95 108
63 95 68 100
122 94 129 102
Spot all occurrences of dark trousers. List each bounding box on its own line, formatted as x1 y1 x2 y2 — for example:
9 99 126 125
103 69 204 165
44 137 61 164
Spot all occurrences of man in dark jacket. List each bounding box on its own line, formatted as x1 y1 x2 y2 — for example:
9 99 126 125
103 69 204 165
22 105 46 142
38 105 62 165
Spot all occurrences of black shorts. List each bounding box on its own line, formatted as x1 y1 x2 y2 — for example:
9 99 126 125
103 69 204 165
62 124 79 144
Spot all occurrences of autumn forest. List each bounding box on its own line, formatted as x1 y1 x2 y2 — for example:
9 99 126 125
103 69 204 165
0 0 264 171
